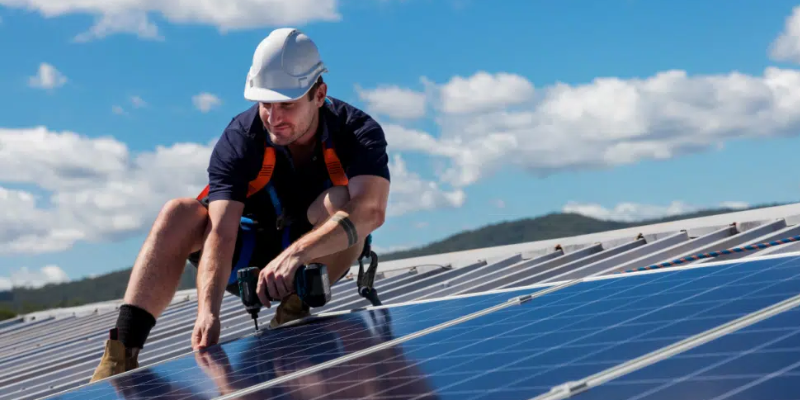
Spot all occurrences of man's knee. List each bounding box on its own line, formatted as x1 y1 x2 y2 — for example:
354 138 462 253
153 198 209 247
307 186 350 226
156 198 207 226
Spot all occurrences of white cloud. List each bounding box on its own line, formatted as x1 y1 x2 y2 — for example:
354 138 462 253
430 71 535 114
28 62 67 90
355 84 427 119
386 154 465 217
193 93 222 113
0 0 341 41
112 97 146 115
770 6 800 64
370 243 414 254
719 201 750 210
0 126 213 254
73 10 162 42
0 265 70 291
562 200 750 222
131 96 147 108
370 67 800 188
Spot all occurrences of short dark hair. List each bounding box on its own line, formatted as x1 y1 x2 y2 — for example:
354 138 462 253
307 76 325 100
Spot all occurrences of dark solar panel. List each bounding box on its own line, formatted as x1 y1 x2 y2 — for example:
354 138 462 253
220 255 800 400
43 286 545 400
569 300 800 400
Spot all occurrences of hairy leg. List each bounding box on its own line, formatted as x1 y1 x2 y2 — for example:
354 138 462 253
306 186 364 283
123 197 211 319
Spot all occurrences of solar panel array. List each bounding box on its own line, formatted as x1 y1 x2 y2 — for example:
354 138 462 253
2 210 800 399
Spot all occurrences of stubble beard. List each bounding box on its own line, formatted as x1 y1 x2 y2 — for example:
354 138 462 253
268 112 317 147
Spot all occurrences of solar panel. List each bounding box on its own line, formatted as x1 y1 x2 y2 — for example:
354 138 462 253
20 252 800 400
558 292 800 399
204 254 800 400
42 285 549 400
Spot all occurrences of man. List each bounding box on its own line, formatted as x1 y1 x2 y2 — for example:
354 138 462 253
89 27 391 382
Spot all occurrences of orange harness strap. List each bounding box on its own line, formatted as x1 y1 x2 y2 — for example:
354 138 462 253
246 147 277 197
196 141 346 201
323 143 348 187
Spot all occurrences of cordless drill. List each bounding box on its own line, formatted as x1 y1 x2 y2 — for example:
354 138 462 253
236 263 332 330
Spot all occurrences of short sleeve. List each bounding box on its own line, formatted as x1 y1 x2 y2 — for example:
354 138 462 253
343 109 391 181
206 124 262 203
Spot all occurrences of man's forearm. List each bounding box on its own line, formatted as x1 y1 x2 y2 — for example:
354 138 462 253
196 231 236 316
294 198 384 263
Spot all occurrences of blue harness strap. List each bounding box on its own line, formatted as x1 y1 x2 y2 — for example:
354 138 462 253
228 216 257 285
266 183 292 249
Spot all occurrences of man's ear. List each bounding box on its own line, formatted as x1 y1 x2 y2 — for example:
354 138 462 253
314 83 328 106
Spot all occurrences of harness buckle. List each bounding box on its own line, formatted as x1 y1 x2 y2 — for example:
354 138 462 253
357 236 382 307
276 213 294 231
276 214 286 231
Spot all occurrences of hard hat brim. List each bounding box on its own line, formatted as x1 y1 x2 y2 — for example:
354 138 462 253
244 85 312 103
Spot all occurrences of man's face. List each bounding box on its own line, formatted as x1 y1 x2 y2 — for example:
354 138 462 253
259 84 326 146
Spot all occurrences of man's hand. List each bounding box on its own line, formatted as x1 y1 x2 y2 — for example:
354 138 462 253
256 244 306 307
192 312 221 350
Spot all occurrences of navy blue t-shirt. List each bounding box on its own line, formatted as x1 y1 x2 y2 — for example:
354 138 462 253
203 97 390 241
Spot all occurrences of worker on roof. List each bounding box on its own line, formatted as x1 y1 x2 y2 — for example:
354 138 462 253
89 27 391 382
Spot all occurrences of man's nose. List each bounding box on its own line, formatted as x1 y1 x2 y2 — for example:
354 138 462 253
267 106 283 125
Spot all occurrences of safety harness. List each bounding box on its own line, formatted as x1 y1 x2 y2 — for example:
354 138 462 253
196 98 382 306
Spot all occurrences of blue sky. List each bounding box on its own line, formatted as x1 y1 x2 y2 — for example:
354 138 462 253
2 0 800 288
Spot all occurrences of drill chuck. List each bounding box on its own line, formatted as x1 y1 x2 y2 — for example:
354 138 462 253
237 267 262 329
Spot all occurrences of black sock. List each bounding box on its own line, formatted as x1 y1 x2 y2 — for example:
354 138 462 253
115 304 156 349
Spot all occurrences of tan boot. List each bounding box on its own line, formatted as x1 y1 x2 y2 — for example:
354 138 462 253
269 294 311 328
89 329 140 383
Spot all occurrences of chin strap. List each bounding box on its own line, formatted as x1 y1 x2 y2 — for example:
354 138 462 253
357 234 382 306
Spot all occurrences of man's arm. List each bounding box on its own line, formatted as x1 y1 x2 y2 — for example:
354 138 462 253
257 174 389 303
293 175 390 263
196 199 244 316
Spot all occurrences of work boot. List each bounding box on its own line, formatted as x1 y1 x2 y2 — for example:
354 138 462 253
269 294 310 328
89 328 140 382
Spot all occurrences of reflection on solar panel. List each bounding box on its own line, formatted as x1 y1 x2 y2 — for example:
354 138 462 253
37 253 800 400
44 285 548 400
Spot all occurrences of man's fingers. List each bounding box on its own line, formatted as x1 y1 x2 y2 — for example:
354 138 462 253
256 273 271 308
267 276 279 301
275 275 289 299
192 329 201 350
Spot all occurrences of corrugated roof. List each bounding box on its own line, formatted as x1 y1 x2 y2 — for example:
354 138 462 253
2 202 800 399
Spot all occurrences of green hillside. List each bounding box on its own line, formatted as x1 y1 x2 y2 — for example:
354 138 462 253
0 202 786 321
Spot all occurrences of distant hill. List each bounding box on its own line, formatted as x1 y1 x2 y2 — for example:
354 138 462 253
0 202 787 320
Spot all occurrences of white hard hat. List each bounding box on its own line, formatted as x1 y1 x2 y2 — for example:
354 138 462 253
244 28 328 103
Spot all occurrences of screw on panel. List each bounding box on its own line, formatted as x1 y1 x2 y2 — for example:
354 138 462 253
548 380 588 397
508 294 533 304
